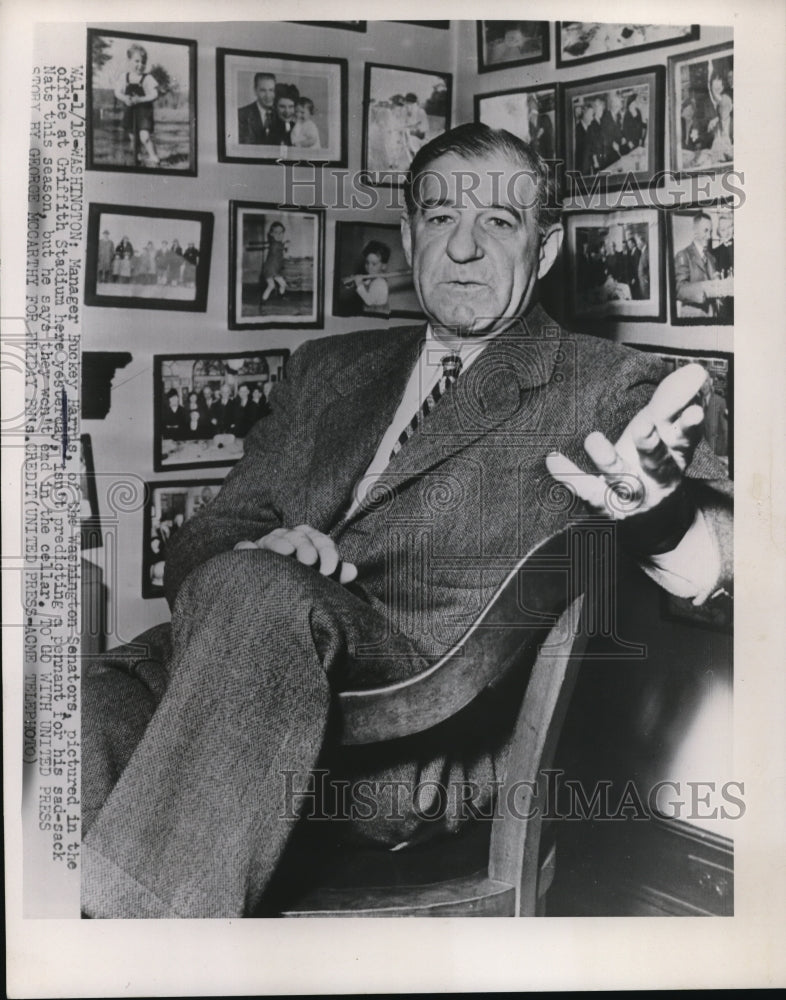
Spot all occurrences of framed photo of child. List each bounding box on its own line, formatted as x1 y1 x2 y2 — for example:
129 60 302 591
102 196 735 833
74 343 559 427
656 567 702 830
362 63 452 186
332 221 423 320
153 350 289 472
86 28 197 175
84 203 214 312
217 48 347 165
229 201 324 330
668 43 734 176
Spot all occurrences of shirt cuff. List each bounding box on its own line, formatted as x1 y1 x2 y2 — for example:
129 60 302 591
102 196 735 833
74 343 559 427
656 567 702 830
638 508 721 604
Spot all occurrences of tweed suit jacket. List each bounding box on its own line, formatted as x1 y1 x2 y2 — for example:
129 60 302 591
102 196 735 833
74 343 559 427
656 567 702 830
165 303 732 674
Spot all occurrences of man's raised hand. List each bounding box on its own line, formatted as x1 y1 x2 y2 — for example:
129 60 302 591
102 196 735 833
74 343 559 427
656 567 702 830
234 524 358 584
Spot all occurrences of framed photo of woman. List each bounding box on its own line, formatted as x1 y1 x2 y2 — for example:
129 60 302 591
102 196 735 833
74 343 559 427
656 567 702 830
668 43 734 176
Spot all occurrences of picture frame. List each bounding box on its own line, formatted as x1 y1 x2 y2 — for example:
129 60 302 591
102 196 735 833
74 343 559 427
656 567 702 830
80 434 102 549
362 62 452 186
228 201 324 330
474 84 558 162
86 28 197 176
332 221 423 320
564 208 666 323
84 203 213 312
666 201 734 326
556 22 699 68
668 42 734 177
153 350 290 473
217 47 348 165
293 22 367 32
397 22 450 29
624 344 733 478
476 21 550 73
562 66 665 192
142 479 224 598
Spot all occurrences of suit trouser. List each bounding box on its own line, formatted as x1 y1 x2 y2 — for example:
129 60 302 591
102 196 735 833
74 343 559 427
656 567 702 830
80 548 480 919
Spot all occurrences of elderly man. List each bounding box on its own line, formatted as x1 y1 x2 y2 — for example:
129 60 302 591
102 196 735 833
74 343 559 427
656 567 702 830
82 124 731 918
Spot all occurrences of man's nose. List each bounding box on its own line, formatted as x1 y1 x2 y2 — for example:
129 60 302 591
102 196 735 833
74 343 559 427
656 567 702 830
446 216 483 263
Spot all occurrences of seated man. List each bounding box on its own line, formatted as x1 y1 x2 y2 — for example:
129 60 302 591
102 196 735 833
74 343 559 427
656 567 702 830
82 123 732 918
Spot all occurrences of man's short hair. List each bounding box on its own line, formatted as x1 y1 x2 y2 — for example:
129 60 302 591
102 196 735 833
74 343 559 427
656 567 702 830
361 239 391 264
693 211 713 227
275 82 300 103
253 72 276 87
403 122 560 235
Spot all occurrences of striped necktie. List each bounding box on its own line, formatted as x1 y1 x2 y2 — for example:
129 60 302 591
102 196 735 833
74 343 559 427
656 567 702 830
390 353 462 462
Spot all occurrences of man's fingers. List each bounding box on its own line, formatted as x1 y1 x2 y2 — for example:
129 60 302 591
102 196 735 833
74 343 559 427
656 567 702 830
645 362 710 424
300 526 340 577
545 451 608 510
338 561 358 585
258 533 296 556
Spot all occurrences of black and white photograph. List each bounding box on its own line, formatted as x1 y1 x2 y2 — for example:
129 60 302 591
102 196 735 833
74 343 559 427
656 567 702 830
80 434 102 549
84 203 213 311
669 43 734 175
154 350 289 471
667 203 734 324
474 85 557 161
332 221 422 319
86 28 197 174
229 201 323 329
217 48 347 164
565 209 665 322
562 67 665 190
294 21 367 31
476 21 550 72
142 479 223 598
556 22 699 67
362 63 452 183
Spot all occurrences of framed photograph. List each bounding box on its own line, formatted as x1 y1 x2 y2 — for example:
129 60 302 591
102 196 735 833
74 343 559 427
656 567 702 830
217 48 347 165
80 434 102 549
626 345 732 478
397 22 450 29
476 21 550 73
666 202 734 326
564 208 665 322
333 221 422 320
556 22 698 68
84 203 213 312
294 22 367 32
142 479 224 598
362 63 452 185
86 28 197 175
154 350 289 472
562 66 665 191
668 43 734 176
474 84 558 161
229 201 324 330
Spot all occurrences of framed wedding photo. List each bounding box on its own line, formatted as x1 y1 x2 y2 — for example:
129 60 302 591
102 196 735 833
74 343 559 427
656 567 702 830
142 479 223 598
562 66 665 192
668 43 734 176
362 63 452 185
229 201 324 330
84 203 213 312
556 22 698 68
474 84 558 161
476 21 550 73
86 28 197 175
666 201 734 326
564 208 665 323
332 221 422 320
154 350 289 472
217 48 347 165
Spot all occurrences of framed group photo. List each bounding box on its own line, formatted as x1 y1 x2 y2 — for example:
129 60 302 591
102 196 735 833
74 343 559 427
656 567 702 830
562 66 665 191
84 203 213 312
564 208 665 323
229 201 324 330
86 28 197 175
362 63 452 184
666 201 734 325
142 479 223 598
332 221 422 320
153 350 289 472
474 84 557 161
217 48 347 165
556 22 698 68
476 21 550 73
668 43 734 176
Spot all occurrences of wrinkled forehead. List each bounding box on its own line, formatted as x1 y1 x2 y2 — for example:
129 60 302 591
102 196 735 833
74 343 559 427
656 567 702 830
412 151 541 218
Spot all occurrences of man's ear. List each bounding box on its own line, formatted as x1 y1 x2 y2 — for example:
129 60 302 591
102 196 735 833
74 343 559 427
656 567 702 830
538 223 564 280
400 213 413 267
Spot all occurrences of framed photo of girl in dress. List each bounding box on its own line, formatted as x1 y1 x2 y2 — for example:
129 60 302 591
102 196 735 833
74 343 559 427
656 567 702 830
668 43 734 176
86 28 197 175
362 63 452 186
228 201 324 330
332 221 422 320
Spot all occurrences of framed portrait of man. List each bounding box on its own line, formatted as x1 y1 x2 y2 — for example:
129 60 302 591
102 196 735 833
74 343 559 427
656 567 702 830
667 201 734 325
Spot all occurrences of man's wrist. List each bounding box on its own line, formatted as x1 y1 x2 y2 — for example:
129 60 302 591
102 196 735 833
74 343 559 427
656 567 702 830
616 484 697 557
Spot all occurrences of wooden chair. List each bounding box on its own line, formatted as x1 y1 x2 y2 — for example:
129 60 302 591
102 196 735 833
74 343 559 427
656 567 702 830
267 528 591 918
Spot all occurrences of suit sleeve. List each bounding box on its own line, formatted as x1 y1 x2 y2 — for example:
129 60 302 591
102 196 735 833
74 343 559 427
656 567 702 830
675 249 709 307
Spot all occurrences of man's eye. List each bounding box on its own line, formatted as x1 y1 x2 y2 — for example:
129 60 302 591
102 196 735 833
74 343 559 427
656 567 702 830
488 216 514 229
426 213 454 225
